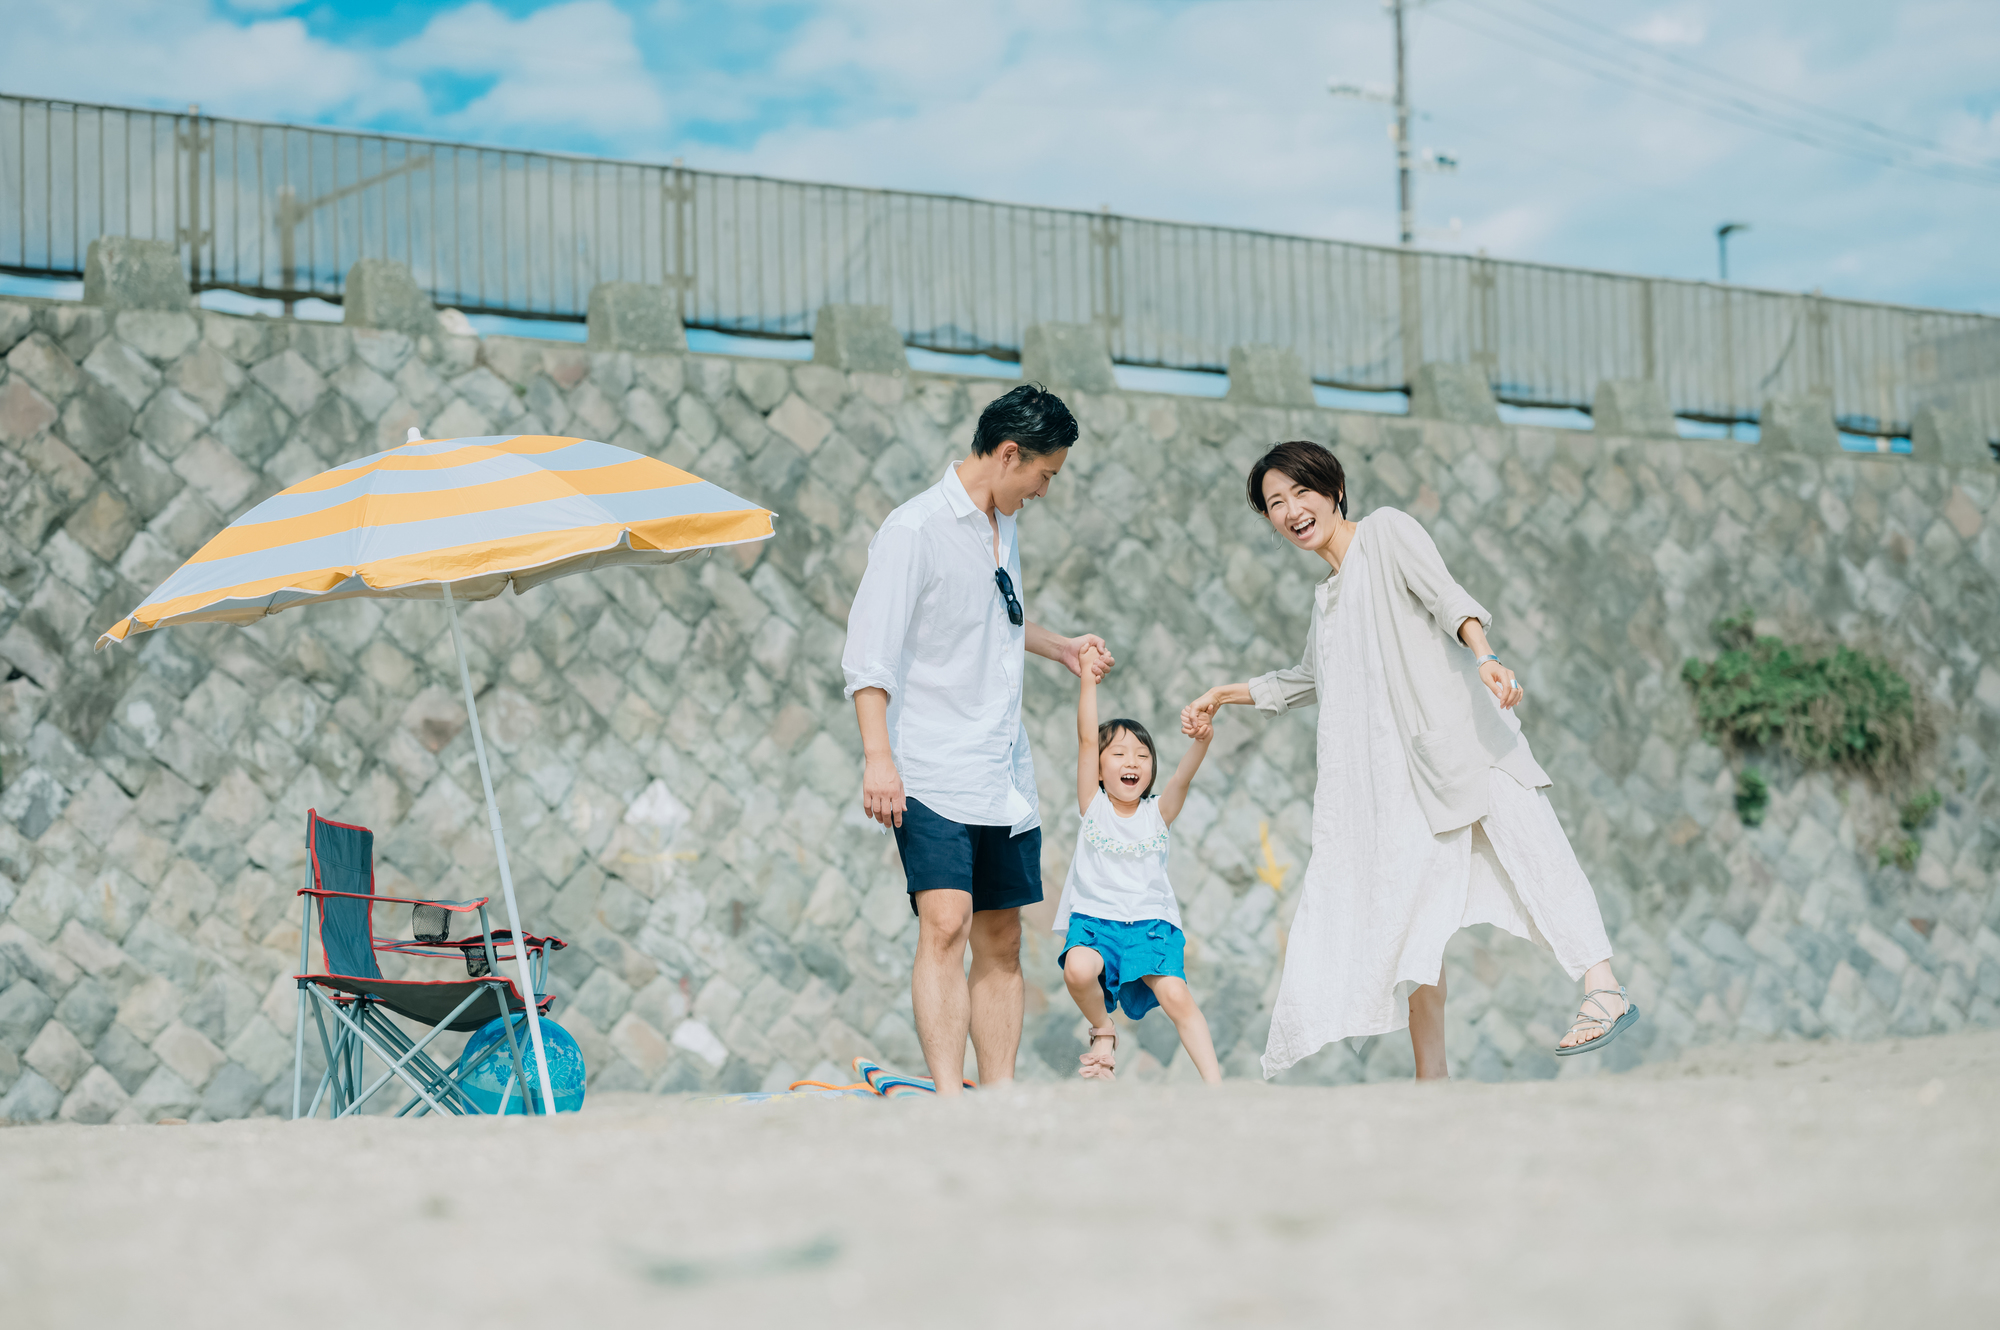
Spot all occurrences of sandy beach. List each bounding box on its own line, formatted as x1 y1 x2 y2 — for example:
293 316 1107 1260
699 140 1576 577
4 1029 1996 1328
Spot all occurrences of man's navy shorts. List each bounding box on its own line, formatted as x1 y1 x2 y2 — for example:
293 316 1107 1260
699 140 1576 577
893 797 1043 916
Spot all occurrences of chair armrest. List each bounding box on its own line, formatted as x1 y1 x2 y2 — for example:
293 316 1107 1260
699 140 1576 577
298 888 490 911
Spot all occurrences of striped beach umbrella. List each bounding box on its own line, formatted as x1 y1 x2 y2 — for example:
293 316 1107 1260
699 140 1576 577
96 431 774 643
96 430 776 1116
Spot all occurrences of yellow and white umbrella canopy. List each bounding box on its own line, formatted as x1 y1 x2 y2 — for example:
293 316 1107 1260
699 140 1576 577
94 430 774 1117
97 432 774 646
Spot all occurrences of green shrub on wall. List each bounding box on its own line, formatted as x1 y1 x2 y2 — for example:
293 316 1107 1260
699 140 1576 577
1682 610 1927 781
1683 611 1936 856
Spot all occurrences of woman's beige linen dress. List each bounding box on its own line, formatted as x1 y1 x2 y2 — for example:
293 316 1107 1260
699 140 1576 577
1252 508 1614 1076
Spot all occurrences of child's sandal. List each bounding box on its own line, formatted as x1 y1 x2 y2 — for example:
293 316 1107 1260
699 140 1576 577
1079 1026 1117 1080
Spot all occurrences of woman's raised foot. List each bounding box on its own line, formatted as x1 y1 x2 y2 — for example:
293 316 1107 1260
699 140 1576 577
1557 986 1630 1049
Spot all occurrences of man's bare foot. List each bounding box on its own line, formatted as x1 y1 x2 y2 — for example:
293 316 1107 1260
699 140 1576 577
1559 987 1629 1049
1079 1026 1117 1080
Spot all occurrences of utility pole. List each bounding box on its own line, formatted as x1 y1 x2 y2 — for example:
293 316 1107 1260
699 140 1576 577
1331 1 1453 247
1392 0 1414 246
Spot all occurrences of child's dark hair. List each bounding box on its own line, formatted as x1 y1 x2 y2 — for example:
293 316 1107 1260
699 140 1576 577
1097 718 1157 799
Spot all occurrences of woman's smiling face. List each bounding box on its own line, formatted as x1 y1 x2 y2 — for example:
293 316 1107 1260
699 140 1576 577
1260 470 1342 553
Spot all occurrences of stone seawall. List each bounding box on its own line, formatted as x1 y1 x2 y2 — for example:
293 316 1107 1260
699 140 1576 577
2 292 1997 1121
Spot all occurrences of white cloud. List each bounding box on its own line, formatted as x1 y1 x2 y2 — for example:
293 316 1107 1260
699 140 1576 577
1630 10 1707 46
3 0 1998 313
0 1 422 122
388 1 668 140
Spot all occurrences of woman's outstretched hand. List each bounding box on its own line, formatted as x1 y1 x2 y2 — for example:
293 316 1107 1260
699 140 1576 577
1181 689 1220 740
1480 659 1524 710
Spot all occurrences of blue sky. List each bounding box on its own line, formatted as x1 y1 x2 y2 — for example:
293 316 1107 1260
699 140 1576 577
3 0 1998 313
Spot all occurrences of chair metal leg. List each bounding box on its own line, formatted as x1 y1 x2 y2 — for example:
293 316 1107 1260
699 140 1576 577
293 892 312 1120
367 1017 474 1115
493 983 536 1114
306 1065 333 1119
476 910 538 1115
308 993 347 1115
337 986 488 1118
308 987 453 1117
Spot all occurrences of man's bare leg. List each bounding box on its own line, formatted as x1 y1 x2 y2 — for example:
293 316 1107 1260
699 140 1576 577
912 890 973 1097
966 907 1024 1088
1408 968 1449 1081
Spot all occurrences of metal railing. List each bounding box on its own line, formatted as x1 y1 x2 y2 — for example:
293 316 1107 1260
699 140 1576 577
5 92 1996 439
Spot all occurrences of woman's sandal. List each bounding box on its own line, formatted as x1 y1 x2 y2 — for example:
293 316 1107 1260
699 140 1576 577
1079 1026 1117 1080
1554 985 1641 1057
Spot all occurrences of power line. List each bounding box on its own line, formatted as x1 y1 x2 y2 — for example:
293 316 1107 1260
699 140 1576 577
1428 1 2000 190
1508 0 1978 164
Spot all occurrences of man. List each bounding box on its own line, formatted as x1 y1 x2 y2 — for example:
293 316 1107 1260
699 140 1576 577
842 384 1111 1097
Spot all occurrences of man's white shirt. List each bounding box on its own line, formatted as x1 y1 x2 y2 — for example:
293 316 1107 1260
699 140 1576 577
842 462 1039 834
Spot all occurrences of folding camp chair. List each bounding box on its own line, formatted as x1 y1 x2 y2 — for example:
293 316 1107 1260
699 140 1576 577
291 809 568 1119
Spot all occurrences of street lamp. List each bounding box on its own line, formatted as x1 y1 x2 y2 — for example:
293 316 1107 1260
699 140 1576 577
1716 221 1750 283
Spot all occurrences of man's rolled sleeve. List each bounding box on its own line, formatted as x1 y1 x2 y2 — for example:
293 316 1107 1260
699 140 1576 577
841 522 923 700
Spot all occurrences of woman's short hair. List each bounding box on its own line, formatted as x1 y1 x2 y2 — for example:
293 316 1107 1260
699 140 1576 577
1247 440 1347 517
1097 718 1157 799
972 383 1079 458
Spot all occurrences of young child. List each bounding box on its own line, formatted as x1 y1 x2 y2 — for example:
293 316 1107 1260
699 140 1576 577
1053 643 1223 1083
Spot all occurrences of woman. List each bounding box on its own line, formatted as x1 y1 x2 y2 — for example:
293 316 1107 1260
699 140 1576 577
1181 441 1638 1079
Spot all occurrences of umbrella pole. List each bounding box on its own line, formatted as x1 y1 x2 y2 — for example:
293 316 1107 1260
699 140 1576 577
441 583 558 1115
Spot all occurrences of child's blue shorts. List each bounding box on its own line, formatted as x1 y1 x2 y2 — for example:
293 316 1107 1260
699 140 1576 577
1059 914 1186 1020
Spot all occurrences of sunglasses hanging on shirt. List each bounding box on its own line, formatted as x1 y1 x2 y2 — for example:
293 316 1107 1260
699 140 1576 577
993 568 1024 626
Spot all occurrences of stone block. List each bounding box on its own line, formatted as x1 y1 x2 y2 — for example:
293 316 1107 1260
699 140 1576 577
587 282 687 355
1225 344 1315 408
811 304 907 374
342 259 440 338
23 1018 92 1091
59 1065 131 1123
1911 403 1991 466
82 237 192 311
152 1019 226 1089
1020 321 1116 395
93 1023 158 1092
0 298 32 354
1759 392 1837 453
0 375 59 444
0 1068 61 1121
1409 362 1500 426
1592 379 1676 437
116 310 201 364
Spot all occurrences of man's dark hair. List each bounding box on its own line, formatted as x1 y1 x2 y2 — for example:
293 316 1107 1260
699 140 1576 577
1096 718 1158 800
1247 440 1347 518
972 383 1078 458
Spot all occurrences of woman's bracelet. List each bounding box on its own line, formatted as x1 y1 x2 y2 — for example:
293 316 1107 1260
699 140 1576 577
1474 653 1502 667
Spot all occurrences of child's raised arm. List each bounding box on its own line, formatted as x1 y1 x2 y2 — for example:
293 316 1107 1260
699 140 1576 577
1157 717 1214 827
1075 643 1103 817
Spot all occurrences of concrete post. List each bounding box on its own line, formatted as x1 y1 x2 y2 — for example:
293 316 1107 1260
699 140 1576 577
1592 379 1676 437
812 304 907 374
1759 392 1838 454
82 238 192 311
586 282 687 354
344 260 441 338
1408 362 1499 426
1910 403 1991 466
1225 344 1315 408
1020 322 1117 395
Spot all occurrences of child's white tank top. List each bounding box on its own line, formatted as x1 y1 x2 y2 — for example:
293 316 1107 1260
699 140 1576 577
1051 790 1184 933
